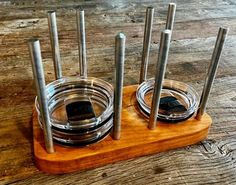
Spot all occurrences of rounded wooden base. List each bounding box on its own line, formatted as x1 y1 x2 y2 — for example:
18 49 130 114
33 85 212 174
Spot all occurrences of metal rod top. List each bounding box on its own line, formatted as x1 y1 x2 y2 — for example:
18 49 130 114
196 27 228 120
47 10 62 80
76 7 87 78
139 6 154 84
112 32 126 140
148 29 171 130
48 10 56 14
28 38 54 153
76 5 84 11
165 3 176 31
116 32 126 40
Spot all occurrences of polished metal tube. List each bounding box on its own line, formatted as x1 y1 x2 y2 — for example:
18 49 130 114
196 27 228 120
28 39 54 153
149 30 171 129
112 33 126 140
165 3 176 31
76 7 87 78
47 11 62 79
139 7 154 84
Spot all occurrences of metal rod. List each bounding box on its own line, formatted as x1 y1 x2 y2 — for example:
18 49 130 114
196 27 228 120
112 33 126 140
139 7 154 84
28 39 54 153
47 11 62 79
165 3 176 31
76 7 87 78
149 30 171 130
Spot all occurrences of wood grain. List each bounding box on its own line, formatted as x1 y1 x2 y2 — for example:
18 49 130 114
33 85 211 174
0 0 236 184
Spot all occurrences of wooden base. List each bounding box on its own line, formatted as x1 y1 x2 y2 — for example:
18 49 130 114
33 85 212 174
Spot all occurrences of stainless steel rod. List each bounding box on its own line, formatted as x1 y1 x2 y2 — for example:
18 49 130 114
149 30 171 130
76 7 87 78
139 7 154 84
112 33 126 140
196 27 228 120
47 11 62 79
28 39 54 153
165 3 176 31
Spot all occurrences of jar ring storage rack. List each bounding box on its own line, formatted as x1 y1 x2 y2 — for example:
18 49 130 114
29 4 228 174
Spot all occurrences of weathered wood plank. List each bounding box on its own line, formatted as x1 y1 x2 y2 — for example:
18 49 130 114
0 0 236 184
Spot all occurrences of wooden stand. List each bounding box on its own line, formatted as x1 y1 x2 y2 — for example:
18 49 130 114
33 85 212 174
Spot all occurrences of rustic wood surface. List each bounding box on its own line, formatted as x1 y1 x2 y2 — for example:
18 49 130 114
0 0 236 184
33 85 212 174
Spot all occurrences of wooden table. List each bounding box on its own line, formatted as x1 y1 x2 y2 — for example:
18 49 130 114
0 0 236 184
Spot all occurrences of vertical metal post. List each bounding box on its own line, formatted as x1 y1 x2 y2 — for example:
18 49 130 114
165 3 176 31
149 30 171 130
139 7 154 84
196 27 228 120
76 7 87 78
28 39 54 153
47 11 62 79
112 33 126 140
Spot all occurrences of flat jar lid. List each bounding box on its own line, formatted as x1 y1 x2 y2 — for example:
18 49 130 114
136 78 199 122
